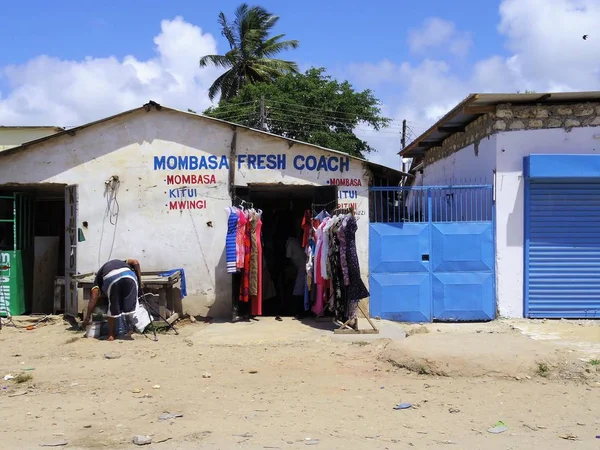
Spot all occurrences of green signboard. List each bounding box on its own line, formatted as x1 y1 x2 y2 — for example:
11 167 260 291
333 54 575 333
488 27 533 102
0 251 26 317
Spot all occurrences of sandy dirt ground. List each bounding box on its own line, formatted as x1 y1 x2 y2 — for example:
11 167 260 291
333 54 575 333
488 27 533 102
1 316 600 449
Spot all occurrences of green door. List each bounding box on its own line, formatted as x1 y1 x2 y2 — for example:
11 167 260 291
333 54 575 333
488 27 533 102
0 193 34 317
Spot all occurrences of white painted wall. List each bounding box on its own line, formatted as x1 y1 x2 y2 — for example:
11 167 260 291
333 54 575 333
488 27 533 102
0 109 372 317
0 127 60 152
422 135 497 185
495 127 600 318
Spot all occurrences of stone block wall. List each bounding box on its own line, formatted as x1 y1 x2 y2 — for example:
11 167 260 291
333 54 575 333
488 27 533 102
424 102 600 165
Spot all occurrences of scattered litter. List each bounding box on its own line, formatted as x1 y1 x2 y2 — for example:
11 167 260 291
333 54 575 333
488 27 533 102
487 421 508 434
202 372 211 379
132 388 142 394
448 407 460 414
26 326 35 331
83 425 91 429
152 385 160 389
304 437 319 445
158 413 183 421
8 390 28 397
132 435 152 446
523 424 538 431
393 403 412 410
576 422 586 426
559 434 579 441
380 386 385 389
184 339 193 346
435 440 457 445
3 374 14 381
21 367 35 371
104 352 121 360
39 439 68 447
248 370 258 374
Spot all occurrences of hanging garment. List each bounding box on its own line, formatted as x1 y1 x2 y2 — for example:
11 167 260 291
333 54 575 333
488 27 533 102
301 210 312 248
329 220 347 321
251 212 263 316
322 217 335 280
345 215 370 303
226 207 239 273
312 219 329 316
236 208 247 270
239 211 252 303
249 211 259 296
338 219 350 286
304 233 316 311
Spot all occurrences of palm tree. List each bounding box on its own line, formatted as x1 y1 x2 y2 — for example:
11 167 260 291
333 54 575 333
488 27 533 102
199 3 300 102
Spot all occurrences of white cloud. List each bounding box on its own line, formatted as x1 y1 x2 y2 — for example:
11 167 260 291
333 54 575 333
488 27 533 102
359 0 600 169
408 17 472 57
0 17 221 126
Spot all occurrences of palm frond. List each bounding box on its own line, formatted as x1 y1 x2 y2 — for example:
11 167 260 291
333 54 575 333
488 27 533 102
199 54 233 69
218 12 237 49
253 58 299 74
207 69 238 102
260 38 300 57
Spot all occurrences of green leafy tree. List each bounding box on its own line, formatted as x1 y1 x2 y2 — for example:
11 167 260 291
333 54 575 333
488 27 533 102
204 68 391 158
199 3 299 102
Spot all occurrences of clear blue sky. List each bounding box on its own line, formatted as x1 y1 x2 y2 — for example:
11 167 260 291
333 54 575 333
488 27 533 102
0 0 504 76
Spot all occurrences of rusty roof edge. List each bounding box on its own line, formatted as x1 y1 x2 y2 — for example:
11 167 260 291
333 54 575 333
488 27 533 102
399 93 478 157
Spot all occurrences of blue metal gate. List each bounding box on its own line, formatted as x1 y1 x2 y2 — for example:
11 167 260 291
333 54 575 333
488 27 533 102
369 185 495 322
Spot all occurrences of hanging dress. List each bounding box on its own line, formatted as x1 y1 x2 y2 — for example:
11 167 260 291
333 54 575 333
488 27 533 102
329 220 346 320
301 210 312 248
239 211 252 303
312 219 329 316
345 215 370 319
251 213 263 316
236 208 247 270
249 211 259 296
226 207 239 273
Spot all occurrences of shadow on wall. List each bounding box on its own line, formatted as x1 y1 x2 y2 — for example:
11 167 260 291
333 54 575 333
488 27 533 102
505 176 524 247
207 248 231 319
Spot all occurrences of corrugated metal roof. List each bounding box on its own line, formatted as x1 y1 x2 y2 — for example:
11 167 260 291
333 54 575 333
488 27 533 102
401 91 600 158
0 101 410 178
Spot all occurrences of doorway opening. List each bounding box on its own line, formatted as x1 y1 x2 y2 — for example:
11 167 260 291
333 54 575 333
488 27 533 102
233 184 337 317
0 184 68 317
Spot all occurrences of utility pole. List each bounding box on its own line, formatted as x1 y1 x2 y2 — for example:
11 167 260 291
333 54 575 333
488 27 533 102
259 95 266 131
401 119 407 150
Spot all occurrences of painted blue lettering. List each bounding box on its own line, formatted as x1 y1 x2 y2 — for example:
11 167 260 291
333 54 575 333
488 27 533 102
317 156 328 171
256 154 266 169
237 154 246 169
208 155 218 170
189 156 198 170
177 156 188 170
340 157 350 173
247 154 257 169
169 189 177 198
166 156 178 170
266 154 276 169
219 155 229 169
305 156 317 171
327 158 338 171
277 154 286 170
154 156 166 170
293 155 304 170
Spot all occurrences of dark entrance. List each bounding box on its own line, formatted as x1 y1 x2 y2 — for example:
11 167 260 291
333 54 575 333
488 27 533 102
232 184 337 318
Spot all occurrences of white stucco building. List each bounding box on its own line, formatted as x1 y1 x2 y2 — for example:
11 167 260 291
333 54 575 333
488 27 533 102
401 92 600 319
0 101 404 319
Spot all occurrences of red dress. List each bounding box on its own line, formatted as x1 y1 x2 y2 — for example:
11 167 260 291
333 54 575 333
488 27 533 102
239 212 251 303
251 214 263 316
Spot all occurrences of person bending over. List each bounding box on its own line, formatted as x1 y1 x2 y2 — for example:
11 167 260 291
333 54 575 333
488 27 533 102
83 258 142 341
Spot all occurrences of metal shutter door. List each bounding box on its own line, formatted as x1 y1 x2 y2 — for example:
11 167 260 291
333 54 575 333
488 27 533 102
527 182 600 318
